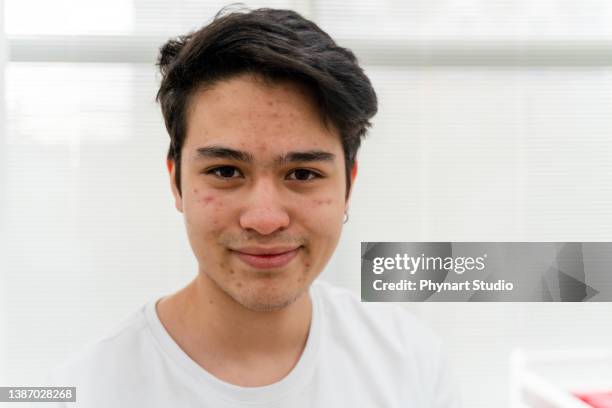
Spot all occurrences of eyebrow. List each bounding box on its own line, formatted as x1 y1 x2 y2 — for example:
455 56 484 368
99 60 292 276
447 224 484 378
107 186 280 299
276 150 336 165
194 146 254 163
193 146 336 165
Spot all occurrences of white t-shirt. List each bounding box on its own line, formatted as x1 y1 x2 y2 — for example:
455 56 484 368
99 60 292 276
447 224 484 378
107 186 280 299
43 280 460 407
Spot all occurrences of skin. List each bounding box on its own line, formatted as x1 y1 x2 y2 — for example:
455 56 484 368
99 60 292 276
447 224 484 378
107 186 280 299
158 73 357 386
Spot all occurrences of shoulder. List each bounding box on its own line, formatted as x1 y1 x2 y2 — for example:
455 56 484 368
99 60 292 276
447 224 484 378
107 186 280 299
312 279 442 357
311 280 455 404
46 302 153 385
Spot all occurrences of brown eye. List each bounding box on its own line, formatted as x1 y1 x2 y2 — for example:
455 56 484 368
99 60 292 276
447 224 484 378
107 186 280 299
287 169 320 181
208 166 242 179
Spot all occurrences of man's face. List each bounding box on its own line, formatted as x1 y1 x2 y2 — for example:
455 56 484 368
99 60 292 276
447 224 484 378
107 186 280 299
169 73 355 311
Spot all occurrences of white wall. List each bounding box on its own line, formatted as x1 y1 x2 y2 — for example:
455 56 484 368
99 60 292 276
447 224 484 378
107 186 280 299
0 0 9 387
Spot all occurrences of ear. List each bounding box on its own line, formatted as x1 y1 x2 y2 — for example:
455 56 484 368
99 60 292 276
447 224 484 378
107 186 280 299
345 160 358 212
167 159 183 213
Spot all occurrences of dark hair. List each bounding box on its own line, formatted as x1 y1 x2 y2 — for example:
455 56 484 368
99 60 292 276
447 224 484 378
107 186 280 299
156 6 377 198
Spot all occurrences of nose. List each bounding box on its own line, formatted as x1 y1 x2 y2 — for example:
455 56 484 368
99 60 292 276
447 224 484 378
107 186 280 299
239 179 290 236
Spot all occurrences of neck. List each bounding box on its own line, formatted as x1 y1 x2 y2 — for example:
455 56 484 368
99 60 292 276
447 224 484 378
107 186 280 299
192 272 312 355
156 272 313 385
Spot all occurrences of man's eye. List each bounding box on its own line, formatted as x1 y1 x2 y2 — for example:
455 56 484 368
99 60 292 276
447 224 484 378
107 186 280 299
207 166 242 179
287 169 321 181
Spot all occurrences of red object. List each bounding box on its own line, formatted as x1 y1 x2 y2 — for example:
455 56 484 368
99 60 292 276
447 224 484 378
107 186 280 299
575 391 612 408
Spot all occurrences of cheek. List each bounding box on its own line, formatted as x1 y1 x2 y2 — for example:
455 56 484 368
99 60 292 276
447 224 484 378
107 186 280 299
304 196 344 234
299 197 344 272
309 196 343 213
312 198 333 206
186 189 229 231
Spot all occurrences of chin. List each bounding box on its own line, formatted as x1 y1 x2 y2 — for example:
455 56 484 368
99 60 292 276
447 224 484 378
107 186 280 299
229 282 308 312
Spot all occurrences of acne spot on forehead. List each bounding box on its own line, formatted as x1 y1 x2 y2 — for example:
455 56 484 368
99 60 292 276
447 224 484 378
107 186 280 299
236 282 242 288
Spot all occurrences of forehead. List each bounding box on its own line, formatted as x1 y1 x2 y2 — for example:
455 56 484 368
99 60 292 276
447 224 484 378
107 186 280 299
183 74 341 156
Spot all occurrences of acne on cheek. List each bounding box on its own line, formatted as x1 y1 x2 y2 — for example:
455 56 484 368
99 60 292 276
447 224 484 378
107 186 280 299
219 261 238 287
309 198 343 218
192 190 225 229
297 250 312 284
311 198 333 206
193 191 224 210
302 247 311 269
199 196 215 204
192 188 214 205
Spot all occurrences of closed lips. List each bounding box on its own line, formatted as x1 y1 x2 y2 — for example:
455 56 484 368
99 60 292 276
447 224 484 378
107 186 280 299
233 247 301 269
235 247 300 255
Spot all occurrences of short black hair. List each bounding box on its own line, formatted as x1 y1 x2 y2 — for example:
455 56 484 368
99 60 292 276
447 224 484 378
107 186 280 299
156 6 378 198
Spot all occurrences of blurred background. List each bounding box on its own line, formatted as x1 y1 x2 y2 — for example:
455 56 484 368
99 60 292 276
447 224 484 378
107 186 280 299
1 1 612 407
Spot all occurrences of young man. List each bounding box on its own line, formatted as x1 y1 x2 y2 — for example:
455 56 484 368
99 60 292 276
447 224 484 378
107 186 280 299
47 7 459 407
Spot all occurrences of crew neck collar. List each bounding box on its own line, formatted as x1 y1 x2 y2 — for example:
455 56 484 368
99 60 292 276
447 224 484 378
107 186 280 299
144 282 321 404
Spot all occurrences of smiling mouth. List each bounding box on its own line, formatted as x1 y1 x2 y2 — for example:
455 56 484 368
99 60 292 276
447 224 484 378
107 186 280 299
232 247 302 269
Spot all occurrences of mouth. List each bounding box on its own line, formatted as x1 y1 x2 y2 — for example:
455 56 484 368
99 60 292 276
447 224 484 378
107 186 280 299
231 246 302 269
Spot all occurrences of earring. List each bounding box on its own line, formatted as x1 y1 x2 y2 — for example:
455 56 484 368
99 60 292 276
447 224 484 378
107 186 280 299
343 211 349 224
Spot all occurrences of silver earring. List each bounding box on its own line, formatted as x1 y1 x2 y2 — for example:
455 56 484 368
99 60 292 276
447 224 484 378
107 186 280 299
343 211 349 224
